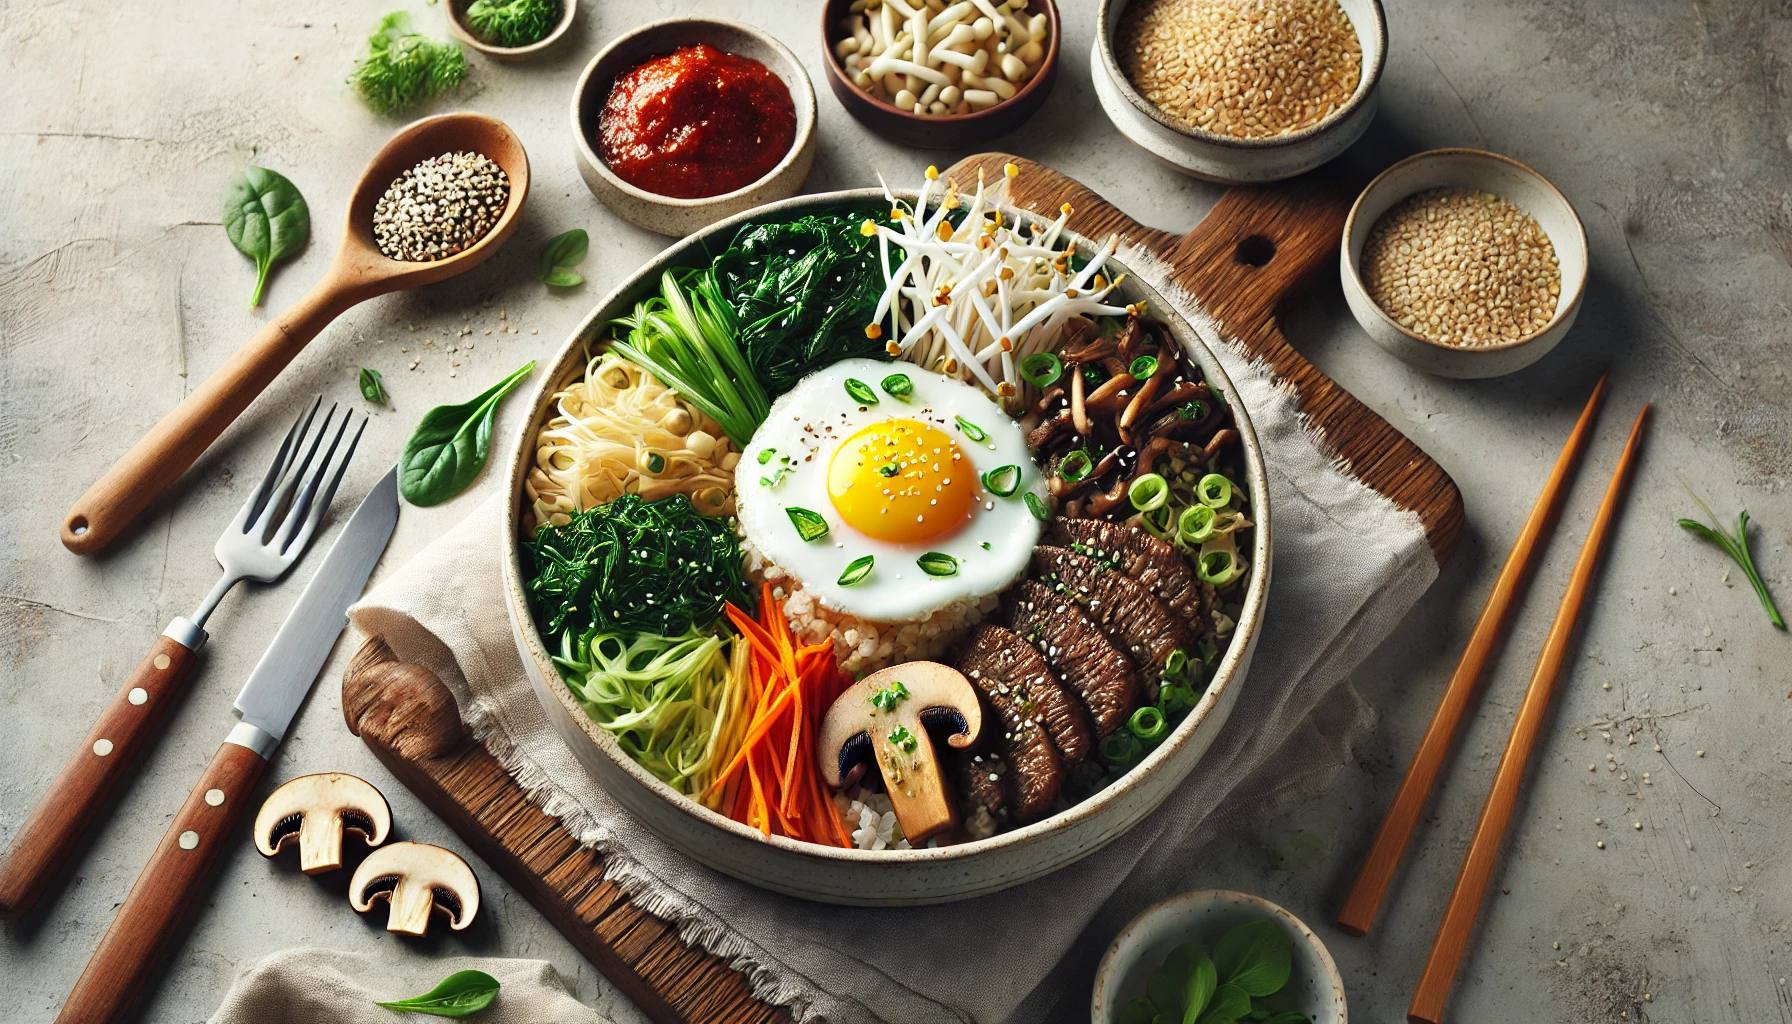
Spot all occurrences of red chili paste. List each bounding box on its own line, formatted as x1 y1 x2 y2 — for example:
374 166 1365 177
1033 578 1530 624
598 44 797 200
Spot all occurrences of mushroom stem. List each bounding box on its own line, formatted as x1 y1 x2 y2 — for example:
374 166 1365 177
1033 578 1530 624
1069 362 1090 436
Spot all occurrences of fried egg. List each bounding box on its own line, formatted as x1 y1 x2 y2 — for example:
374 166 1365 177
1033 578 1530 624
736 359 1045 622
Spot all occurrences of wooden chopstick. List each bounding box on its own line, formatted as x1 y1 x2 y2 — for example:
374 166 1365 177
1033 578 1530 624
1407 404 1651 1024
1336 374 1611 937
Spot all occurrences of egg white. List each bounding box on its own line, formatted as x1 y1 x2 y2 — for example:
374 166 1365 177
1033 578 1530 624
736 358 1045 623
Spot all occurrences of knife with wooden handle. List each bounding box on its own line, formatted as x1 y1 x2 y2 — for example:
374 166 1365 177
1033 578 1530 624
55 467 398 1024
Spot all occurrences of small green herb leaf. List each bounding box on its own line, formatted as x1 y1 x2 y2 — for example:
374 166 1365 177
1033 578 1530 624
881 373 914 401
348 12 469 116
1178 400 1208 421
787 507 829 542
539 228 588 288
1679 485 1784 629
1194 983 1251 1024
1147 943 1215 1023
917 552 958 577
981 464 1021 497
757 448 777 464
844 378 879 405
869 680 908 710
399 360 535 506
375 969 500 1017
877 461 901 477
359 367 388 405
887 724 919 752
955 415 988 442
223 166 310 307
838 554 874 586
1024 491 1051 522
1212 919 1292 998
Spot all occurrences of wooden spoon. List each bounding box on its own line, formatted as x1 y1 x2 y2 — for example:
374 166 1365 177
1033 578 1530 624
60 112 530 555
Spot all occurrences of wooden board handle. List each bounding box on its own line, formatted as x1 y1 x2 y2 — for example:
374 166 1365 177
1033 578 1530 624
0 627 203 919
55 739 267 1024
60 279 353 556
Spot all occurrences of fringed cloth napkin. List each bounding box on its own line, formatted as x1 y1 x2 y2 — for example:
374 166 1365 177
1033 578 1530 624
348 249 1439 1023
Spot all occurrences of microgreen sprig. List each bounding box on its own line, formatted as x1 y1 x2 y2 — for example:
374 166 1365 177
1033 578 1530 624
1679 485 1784 629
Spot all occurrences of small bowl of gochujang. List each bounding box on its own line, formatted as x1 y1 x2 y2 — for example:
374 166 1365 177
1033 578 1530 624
573 18 818 236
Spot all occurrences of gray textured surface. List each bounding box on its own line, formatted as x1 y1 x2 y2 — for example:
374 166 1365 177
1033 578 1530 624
3 0 1789 1022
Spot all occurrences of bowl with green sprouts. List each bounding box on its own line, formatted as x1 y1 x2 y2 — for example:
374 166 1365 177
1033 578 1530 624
446 0 575 58
499 167 1272 904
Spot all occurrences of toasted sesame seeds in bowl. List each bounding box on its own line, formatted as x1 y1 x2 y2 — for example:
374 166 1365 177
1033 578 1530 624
1092 0 1386 182
1341 148 1589 379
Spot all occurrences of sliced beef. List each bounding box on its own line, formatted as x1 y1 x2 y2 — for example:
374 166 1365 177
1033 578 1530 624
960 624 1092 765
1047 517 1206 625
1003 579 1137 737
1028 545 1194 702
945 749 1008 831
953 625 1081 821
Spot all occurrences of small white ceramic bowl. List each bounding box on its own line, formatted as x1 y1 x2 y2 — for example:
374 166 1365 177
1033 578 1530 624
1340 148 1588 379
570 18 818 236
445 0 576 59
1091 890 1347 1024
1091 0 1386 183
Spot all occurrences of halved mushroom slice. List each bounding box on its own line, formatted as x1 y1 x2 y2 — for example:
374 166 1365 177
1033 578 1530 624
349 841 481 936
253 773 392 875
818 661 982 845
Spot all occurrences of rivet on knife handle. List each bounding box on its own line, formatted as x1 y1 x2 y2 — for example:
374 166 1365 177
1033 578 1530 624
0 624 203 920
53 739 268 1024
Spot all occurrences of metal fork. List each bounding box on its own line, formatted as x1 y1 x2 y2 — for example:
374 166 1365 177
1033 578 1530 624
0 398 366 919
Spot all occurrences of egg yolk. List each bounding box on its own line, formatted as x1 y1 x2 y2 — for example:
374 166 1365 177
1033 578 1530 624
827 419 974 544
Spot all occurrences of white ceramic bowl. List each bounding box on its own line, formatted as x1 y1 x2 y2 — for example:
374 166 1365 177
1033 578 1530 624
499 189 1273 905
1091 0 1386 183
1091 890 1347 1024
1341 148 1588 378
570 18 818 236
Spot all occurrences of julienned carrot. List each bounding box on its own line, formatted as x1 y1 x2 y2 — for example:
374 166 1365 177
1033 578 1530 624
704 584 851 846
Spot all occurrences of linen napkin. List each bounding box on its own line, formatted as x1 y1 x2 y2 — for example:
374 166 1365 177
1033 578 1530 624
348 249 1439 1024
209 949 610 1023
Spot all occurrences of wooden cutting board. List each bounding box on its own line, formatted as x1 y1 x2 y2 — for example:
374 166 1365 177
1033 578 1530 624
342 155 1463 1024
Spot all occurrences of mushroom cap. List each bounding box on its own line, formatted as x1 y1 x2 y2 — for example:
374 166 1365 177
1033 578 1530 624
253 772 392 875
817 661 982 787
349 841 481 936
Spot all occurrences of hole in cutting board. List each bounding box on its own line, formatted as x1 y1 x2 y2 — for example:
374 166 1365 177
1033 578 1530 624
1234 235 1276 268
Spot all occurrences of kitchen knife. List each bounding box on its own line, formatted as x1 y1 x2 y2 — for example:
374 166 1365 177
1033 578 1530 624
55 466 399 1024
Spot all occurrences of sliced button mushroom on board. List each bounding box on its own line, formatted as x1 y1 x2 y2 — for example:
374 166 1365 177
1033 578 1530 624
349 841 482 936
253 772 393 875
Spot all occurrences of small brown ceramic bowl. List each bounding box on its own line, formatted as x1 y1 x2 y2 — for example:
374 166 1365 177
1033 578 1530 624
820 0 1060 150
444 0 577 59
571 18 818 236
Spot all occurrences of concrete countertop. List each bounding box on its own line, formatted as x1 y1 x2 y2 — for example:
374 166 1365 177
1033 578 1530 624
3 1 1788 1021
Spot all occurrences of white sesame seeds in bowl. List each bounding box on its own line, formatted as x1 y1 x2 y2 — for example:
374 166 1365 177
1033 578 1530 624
1091 0 1387 183
1340 148 1589 379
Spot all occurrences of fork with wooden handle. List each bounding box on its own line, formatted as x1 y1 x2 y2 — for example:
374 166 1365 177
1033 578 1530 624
1407 404 1650 1024
0 401 364 920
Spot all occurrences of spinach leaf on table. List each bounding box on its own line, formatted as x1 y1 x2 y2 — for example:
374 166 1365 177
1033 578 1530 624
223 166 309 307
374 969 499 1017
539 228 588 288
359 367 388 404
400 360 535 506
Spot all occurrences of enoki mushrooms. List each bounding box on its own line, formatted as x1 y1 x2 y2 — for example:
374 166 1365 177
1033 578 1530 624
527 352 741 530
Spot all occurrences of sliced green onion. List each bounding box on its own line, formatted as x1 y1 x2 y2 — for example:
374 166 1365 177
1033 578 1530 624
877 461 901 477
1128 472 1169 512
1100 730 1144 770
844 378 878 405
644 452 666 474
1177 400 1208 421
1209 388 1227 412
1164 648 1189 681
982 464 1022 497
1128 705 1167 742
757 447 776 464
1197 473 1233 508
1198 638 1219 668
1059 449 1092 483
917 552 959 577
1160 683 1200 716
786 507 829 542
1128 354 1159 379
838 555 874 586
955 415 988 442
1019 351 1063 388
1024 491 1051 522
1198 547 1242 586
1179 504 1216 545
881 373 914 401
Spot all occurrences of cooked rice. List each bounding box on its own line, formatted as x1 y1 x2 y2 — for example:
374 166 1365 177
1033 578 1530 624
742 537 997 675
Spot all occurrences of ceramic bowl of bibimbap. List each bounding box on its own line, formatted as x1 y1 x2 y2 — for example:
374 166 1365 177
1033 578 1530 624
500 169 1271 904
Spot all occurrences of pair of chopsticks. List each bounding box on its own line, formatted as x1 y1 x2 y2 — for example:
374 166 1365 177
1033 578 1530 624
1334 375 1650 1024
